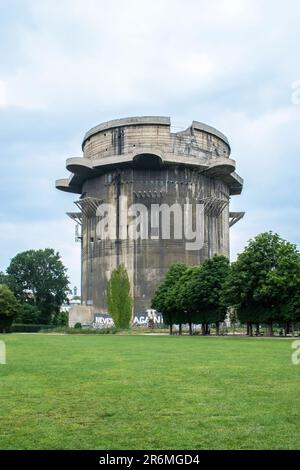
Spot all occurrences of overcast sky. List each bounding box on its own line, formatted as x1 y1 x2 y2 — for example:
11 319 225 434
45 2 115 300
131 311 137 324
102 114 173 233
0 0 300 291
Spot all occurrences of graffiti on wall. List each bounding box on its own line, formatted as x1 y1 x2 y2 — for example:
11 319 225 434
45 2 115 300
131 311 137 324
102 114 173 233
94 309 163 328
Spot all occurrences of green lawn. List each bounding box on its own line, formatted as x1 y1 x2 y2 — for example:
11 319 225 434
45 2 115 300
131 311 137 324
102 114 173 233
0 334 299 450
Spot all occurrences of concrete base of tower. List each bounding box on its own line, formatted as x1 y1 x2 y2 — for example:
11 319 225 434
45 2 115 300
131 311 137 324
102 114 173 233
68 305 94 327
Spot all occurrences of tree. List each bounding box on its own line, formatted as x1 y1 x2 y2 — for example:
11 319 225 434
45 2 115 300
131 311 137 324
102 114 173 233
7 249 69 324
151 263 187 335
51 310 69 326
279 292 300 335
229 307 239 333
195 256 230 335
14 303 41 324
258 238 300 335
0 284 19 333
107 264 132 329
224 232 300 335
176 256 230 335
0 271 10 287
173 266 200 335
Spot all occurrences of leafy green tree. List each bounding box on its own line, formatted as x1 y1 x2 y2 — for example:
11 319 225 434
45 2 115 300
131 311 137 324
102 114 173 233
7 249 69 324
229 307 239 333
107 264 132 329
151 263 187 335
196 256 230 334
176 256 230 335
279 292 300 334
14 303 41 324
258 238 300 334
0 271 10 287
224 232 300 335
51 310 69 326
0 284 19 332
173 266 200 335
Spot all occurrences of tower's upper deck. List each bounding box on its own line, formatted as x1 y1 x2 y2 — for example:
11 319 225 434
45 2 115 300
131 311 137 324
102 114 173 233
56 116 243 195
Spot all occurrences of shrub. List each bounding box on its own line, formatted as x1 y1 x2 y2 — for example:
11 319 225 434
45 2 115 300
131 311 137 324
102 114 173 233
74 322 82 329
14 303 41 324
51 311 69 326
10 324 57 333
58 327 117 334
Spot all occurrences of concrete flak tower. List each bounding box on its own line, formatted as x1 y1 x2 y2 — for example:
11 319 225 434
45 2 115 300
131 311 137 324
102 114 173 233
56 116 244 325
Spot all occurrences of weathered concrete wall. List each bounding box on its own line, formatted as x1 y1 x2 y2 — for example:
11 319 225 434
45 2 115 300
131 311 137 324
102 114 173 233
81 167 230 315
82 118 230 161
68 306 94 327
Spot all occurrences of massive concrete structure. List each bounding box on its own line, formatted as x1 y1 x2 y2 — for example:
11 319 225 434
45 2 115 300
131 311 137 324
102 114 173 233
56 116 244 325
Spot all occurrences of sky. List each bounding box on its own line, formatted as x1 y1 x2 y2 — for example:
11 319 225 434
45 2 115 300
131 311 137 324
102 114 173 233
0 0 300 292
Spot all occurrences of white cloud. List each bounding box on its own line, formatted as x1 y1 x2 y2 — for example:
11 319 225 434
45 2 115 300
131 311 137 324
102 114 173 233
230 207 300 261
0 80 7 107
220 106 299 157
1 0 267 110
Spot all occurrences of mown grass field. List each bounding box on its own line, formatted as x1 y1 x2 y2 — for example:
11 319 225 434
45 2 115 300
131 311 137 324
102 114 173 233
0 334 299 450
